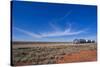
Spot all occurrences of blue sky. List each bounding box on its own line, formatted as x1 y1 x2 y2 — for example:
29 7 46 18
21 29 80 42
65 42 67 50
12 1 97 42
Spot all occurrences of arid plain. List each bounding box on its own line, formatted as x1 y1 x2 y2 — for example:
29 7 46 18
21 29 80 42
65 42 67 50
12 42 97 66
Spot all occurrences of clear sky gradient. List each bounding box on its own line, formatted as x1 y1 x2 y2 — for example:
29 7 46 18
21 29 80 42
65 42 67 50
12 1 97 42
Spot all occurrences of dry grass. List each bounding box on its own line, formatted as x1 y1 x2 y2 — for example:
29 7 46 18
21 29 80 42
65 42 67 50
12 42 97 66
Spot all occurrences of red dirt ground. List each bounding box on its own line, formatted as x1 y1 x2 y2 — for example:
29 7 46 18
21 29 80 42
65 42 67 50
56 50 97 63
15 50 97 66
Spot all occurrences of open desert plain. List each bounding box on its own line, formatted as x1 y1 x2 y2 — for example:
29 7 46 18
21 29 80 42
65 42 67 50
12 42 97 66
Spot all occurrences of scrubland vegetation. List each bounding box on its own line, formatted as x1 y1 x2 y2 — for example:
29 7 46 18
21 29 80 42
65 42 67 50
12 43 97 66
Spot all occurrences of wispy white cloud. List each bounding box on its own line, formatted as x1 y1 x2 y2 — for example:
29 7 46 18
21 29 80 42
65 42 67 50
40 23 86 37
15 27 42 38
59 11 72 21
49 22 61 32
14 23 86 38
50 11 72 24
14 11 86 38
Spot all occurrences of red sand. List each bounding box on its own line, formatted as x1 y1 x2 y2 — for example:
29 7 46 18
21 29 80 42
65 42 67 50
15 50 97 66
56 50 97 63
